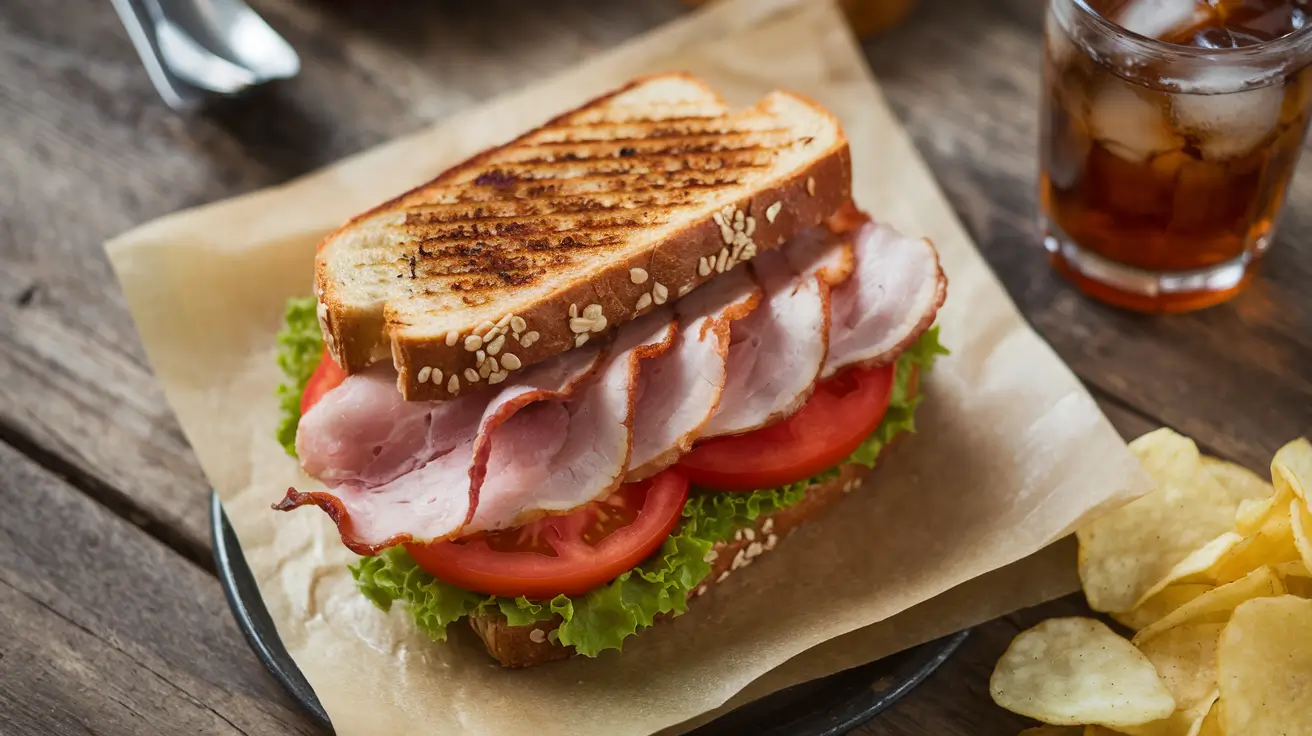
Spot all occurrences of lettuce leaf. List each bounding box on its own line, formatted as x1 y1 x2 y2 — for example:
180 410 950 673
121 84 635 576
274 297 324 456
349 328 947 656
352 547 486 641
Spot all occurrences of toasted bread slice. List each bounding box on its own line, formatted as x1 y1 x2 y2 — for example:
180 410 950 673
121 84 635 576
467 461 873 668
316 72 851 400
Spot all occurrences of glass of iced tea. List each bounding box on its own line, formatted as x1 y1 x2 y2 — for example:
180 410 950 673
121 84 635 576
1041 0 1312 312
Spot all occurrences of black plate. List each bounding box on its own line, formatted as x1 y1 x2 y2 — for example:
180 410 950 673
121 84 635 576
211 493 968 735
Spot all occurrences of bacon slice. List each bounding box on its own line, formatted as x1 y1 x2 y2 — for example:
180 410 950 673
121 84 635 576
626 271 762 480
276 348 600 554
465 314 676 532
821 220 947 378
699 228 853 438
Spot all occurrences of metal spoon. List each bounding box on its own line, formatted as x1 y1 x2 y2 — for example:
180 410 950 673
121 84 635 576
110 0 300 109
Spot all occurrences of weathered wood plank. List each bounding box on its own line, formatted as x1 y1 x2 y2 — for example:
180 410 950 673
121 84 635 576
0 439 317 735
863 0 1312 472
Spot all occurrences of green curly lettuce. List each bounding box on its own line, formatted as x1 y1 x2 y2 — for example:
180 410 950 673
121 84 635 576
349 328 948 656
274 297 324 456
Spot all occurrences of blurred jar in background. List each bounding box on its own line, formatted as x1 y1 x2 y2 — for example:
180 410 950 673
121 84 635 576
681 0 919 37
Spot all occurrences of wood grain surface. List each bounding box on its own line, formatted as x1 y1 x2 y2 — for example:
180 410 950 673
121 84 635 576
0 0 1308 733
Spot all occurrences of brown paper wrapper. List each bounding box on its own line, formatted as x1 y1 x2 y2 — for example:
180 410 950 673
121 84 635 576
105 0 1149 733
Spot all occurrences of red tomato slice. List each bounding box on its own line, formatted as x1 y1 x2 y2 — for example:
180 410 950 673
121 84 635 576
300 347 347 415
406 470 690 598
676 363 897 491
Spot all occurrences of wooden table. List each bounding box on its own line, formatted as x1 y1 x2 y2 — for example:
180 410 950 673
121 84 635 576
2 0 1308 733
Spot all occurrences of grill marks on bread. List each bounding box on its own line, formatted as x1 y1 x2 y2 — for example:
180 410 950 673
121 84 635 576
315 73 851 398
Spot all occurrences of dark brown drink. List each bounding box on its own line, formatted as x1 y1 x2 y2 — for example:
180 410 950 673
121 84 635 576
1041 0 1312 312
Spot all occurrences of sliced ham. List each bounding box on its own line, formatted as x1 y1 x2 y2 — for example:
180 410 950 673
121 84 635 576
699 228 853 438
626 271 762 480
276 347 601 554
279 212 948 553
821 220 947 378
295 364 482 487
465 314 676 532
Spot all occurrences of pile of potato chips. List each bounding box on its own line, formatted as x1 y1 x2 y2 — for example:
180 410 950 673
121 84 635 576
990 429 1312 736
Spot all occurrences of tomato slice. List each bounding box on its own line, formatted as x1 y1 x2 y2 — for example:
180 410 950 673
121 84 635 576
676 363 897 492
406 470 690 598
300 347 347 415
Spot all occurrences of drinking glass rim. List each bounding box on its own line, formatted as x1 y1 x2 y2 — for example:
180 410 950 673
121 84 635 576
1066 0 1312 62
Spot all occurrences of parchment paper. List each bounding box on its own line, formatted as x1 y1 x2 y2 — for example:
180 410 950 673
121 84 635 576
105 1 1151 733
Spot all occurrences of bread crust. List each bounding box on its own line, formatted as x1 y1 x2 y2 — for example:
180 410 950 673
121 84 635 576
314 74 852 401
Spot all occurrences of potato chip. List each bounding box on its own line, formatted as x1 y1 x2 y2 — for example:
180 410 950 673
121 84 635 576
1130 533 1243 609
990 618 1175 728
1133 566 1285 645
1138 624 1220 709
1113 584 1213 632
1117 689 1218 736
1210 508 1300 583
1274 559 1312 598
1079 430 1244 612
1272 437 1311 502
1201 456 1272 503
1217 596 1312 736
1191 704 1221 736
1240 438 1312 535
1115 626 1221 736
1233 496 1273 536
1291 498 1312 570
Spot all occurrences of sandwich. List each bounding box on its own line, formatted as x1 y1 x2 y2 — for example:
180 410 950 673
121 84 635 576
272 73 948 668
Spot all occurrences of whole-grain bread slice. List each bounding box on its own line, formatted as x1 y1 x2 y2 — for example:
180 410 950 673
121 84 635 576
315 72 851 400
466 460 881 668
